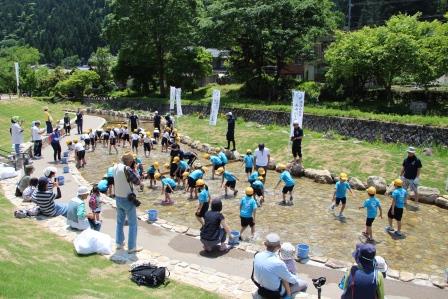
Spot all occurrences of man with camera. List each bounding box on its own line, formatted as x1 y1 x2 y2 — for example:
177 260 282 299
113 152 142 254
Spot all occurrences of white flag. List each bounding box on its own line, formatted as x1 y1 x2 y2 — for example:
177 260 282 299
175 88 183 116
290 90 305 136
14 62 20 89
169 86 176 110
209 90 221 126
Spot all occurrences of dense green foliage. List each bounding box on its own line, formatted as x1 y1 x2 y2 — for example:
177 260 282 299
55 70 100 98
0 0 107 63
325 14 448 99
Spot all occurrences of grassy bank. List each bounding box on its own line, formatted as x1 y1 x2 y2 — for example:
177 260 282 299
175 115 448 192
0 97 83 151
108 84 448 127
0 194 219 298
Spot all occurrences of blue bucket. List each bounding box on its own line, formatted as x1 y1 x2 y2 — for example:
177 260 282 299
63 151 69 157
63 166 70 173
61 157 68 164
148 209 158 222
297 243 310 260
229 230 240 245
57 175 65 186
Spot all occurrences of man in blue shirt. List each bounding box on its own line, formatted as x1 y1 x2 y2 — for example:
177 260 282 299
239 187 257 240
253 233 308 299
275 164 295 206
331 173 353 218
386 179 408 237
359 187 383 242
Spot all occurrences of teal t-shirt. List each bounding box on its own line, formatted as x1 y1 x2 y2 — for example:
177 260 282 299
244 155 254 167
363 197 381 218
178 160 189 171
162 178 177 188
392 188 407 208
240 195 257 218
280 171 295 187
223 171 236 182
210 155 222 166
106 167 114 177
198 188 209 204
189 169 203 180
335 181 351 198
218 152 228 164
147 165 156 174
249 171 259 182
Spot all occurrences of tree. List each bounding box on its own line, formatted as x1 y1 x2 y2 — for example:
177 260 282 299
55 70 99 98
88 47 115 85
61 55 81 68
103 0 201 96
166 47 213 92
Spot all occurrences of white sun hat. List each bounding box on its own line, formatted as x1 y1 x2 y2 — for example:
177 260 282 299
279 242 296 260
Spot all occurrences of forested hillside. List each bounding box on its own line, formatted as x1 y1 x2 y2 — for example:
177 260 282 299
0 0 107 63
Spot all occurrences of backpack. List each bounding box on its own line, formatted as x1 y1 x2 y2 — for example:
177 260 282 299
130 263 169 287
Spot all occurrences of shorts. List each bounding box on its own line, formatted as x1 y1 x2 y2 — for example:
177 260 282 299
103 135 109 141
123 134 129 141
195 202 209 218
161 137 168 146
254 188 263 197
213 163 223 169
366 217 375 227
188 177 196 188
85 139 91 145
402 178 418 193
225 180 236 189
388 207 404 222
165 186 173 193
118 133 122 139
335 197 346 205
107 177 114 186
245 167 253 174
292 142 302 158
90 138 96 145
132 140 139 148
148 172 155 180
109 138 116 145
77 150 85 160
144 143 151 151
282 185 294 194
170 164 178 177
93 208 101 213
154 132 160 139
240 216 255 228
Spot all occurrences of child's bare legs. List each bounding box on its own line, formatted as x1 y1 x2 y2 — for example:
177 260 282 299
282 280 292 297
224 185 228 197
397 220 402 232
366 225 373 239
340 203 346 214
250 225 255 238
196 215 204 226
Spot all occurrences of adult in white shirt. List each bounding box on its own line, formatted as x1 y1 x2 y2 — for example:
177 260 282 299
66 186 95 231
254 143 270 178
10 116 24 154
31 121 44 158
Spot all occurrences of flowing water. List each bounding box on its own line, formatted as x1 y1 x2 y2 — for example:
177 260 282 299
80 116 448 275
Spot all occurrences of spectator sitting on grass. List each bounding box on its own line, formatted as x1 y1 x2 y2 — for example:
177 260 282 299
66 186 101 231
32 177 67 217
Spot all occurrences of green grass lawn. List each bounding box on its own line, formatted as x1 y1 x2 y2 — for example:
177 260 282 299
0 97 83 152
176 115 448 192
0 194 220 299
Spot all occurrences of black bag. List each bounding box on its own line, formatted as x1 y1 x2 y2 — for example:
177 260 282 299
251 252 282 299
15 187 23 197
130 264 169 287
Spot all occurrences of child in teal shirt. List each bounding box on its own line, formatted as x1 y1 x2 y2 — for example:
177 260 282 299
330 173 353 218
275 164 295 206
216 167 239 198
386 179 408 237
242 149 254 179
359 186 383 241
239 187 257 240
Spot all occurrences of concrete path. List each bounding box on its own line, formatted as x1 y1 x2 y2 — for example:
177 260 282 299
23 115 448 299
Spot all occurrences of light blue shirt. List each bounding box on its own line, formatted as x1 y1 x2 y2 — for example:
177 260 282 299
335 181 350 198
223 171 236 182
252 180 264 190
210 155 222 166
162 178 177 188
198 189 209 204
240 195 257 218
280 171 295 187
392 188 407 209
147 165 156 174
249 171 259 182
178 160 189 171
98 179 108 192
106 167 114 178
254 251 299 292
244 154 254 167
218 152 228 164
189 169 203 180
363 197 381 218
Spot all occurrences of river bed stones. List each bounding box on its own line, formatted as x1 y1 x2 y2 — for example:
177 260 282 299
409 186 441 204
304 168 333 184
349 177 366 190
366 176 387 194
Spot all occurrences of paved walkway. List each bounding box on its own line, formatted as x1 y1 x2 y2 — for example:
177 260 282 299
3 114 447 299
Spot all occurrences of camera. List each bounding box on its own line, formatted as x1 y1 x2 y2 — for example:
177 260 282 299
127 192 141 207
312 277 326 289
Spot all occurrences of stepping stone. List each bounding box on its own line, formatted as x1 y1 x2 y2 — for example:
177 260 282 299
325 258 349 269
399 271 415 282
431 276 448 289
173 225 188 234
415 273 429 280
186 228 200 237
310 255 328 263
387 269 400 279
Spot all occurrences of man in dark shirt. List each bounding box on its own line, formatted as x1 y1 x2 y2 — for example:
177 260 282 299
128 111 139 132
153 111 161 131
400 146 422 205
225 112 236 151
76 108 83 135
290 121 303 162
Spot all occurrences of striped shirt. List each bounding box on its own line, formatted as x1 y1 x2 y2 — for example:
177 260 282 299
32 190 57 216
46 177 54 192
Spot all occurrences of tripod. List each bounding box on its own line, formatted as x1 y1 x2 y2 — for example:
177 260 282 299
312 277 326 299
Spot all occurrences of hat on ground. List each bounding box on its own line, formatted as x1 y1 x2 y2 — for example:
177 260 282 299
265 233 281 246
407 146 416 154
279 242 296 260
77 186 90 196
375 256 388 273
277 164 286 171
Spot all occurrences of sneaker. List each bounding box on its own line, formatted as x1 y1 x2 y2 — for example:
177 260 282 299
394 231 403 237
233 190 238 197
128 247 143 254
385 226 394 232
116 243 125 250
338 212 344 218
329 204 335 211
288 200 294 206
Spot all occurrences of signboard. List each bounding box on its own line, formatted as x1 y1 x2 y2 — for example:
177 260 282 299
175 88 183 116
14 62 20 95
290 90 305 136
169 86 176 110
209 90 221 126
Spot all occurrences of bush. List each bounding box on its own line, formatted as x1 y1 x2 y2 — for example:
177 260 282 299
297 81 321 103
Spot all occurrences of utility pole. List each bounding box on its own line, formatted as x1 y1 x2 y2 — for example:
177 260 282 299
348 0 352 31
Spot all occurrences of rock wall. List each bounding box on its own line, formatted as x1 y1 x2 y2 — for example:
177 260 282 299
84 98 448 146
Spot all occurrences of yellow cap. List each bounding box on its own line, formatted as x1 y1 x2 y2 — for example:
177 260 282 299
164 163 170 169
182 171 190 178
257 176 264 181
73 139 78 143
246 149 252 154
367 186 376 195
196 179 205 187
154 173 161 180
201 167 208 173
215 147 221 153
276 164 286 171
173 156 180 163
173 128 178 133
153 161 159 168
258 167 266 175
165 127 171 132
393 179 403 187
340 173 348 181
203 153 210 159
216 167 225 174
245 187 254 196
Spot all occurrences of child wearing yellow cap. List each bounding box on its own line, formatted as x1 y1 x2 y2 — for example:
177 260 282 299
239 187 257 240
385 179 407 237
274 164 295 206
146 161 160 188
359 187 383 242
242 149 254 179
195 179 210 225
330 173 354 218
216 167 239 198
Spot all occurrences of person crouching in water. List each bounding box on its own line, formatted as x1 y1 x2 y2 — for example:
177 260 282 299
216 167 239 198
195 179 210 226
187 168 206 199
146 161 159 188
74 139 86 168
204 153 222 180
252 176 265 206
156 173 176 205
274 164 295 206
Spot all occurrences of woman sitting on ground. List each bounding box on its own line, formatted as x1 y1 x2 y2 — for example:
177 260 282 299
16 165 34 196
32 177 67 217
200 199 233 252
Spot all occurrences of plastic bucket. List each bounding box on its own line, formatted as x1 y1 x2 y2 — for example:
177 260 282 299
148 209 158 222
57 175 65 186
297 243 310 260
63 151 69 157
229 230 240 245
63 166 70 173
61 157 68 164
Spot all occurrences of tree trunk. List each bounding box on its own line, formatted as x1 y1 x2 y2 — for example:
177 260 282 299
157 43 166 97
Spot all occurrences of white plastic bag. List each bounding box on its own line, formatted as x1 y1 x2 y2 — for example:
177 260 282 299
73 228 112 255
0 167 17 180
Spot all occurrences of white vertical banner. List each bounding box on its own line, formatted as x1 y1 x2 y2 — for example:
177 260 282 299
290 90 305 136
209 89 221 126
14 62 20 95
175 88 183 116
169 86 176 110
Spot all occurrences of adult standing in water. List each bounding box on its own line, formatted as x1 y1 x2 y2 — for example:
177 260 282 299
400 146 422 207
76 108 83 135
128 111 139 133
153 111 161 131
44 107 53 134
225 112 236 151
290 121 303 163
254 143 270 178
